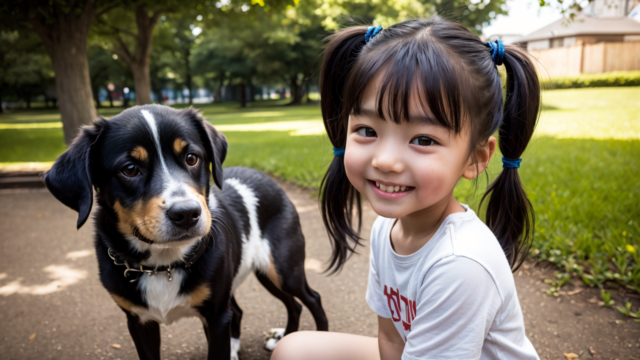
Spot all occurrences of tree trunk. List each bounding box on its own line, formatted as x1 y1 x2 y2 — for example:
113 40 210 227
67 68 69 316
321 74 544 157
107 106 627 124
0 82 4 113
93 86 102 108
114 5 160 105
289 77 302 105
239 83 246 108
215 72 224 101
29 2 97 144
185 49 193 105
131 62 152 105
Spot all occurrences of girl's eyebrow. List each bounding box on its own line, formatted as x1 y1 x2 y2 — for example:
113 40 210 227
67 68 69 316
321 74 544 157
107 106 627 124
356 107 383 120
358 106 440 125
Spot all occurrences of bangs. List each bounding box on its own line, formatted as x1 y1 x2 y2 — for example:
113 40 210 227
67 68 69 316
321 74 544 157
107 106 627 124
345 33 471 133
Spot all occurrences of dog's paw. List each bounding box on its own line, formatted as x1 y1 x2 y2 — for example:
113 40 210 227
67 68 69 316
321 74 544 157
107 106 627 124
230 338 241 360
264 328 285 351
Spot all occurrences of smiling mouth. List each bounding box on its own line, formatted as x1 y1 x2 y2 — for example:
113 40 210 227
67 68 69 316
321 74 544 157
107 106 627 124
370 180 415 194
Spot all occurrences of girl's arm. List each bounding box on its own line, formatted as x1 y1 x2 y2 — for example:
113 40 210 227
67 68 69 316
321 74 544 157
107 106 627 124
378 316 404 360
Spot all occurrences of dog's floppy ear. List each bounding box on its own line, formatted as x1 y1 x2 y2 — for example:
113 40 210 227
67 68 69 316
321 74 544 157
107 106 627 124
187 107 228 189
45 120 105 229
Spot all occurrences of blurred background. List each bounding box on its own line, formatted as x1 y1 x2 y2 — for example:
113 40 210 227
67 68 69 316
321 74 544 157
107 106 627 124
1 0 640 358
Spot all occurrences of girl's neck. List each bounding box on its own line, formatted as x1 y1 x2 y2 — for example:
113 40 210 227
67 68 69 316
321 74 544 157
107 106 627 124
391 194 466 256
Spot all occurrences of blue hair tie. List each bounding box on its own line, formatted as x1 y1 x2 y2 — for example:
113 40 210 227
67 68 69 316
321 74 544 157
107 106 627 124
502 157 521 169
365 26 383 43
485 39 505 66
333 148 345 156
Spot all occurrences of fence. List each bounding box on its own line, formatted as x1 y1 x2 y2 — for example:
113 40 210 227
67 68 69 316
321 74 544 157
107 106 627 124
528 41 640 77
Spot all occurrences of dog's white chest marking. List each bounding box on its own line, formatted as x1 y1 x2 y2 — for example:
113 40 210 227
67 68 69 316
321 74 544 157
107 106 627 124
225 178 272 292
131 268 201 325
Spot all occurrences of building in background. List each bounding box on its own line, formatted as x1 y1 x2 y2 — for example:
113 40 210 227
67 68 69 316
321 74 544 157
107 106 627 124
515 0 640 76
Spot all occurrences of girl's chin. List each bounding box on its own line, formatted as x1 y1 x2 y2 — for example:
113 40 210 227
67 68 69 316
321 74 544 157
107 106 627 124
367 199 413 219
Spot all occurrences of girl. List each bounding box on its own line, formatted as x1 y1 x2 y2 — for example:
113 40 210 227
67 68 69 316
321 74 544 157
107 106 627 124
272 17 539 360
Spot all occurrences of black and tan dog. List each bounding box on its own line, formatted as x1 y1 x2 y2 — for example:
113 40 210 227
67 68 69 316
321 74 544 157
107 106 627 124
45 105 328 360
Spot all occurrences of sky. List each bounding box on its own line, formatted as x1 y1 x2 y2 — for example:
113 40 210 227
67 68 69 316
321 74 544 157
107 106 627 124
482 0 564 37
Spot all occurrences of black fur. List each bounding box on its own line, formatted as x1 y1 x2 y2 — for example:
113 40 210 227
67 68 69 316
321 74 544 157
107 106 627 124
45 105 327 360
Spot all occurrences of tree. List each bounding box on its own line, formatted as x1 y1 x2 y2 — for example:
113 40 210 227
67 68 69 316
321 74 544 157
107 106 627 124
1 0 119 144
192 25 257 107
88 43 129 108
95 2 173 105
0 30 55 111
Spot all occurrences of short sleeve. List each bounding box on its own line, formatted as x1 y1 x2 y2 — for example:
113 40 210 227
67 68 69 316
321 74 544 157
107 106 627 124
402 256 502 360
366 218 392 318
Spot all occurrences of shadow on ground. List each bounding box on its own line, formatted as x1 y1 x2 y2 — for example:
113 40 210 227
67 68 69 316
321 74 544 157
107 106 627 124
0 184 638 360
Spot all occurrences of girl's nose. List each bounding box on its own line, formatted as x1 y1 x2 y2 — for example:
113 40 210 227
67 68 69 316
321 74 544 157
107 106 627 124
372 146 404 173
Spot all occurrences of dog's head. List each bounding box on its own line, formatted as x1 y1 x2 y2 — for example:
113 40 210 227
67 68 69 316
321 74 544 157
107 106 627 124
45 105 227 248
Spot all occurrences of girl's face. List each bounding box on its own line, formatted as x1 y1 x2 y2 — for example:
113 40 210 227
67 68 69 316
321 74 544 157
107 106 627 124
344 79 492 220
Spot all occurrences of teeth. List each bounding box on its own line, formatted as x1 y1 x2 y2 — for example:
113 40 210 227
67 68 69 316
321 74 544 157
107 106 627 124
373 181 411 193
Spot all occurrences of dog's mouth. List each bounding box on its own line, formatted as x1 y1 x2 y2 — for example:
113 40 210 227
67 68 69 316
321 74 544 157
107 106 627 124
132 226 156 244
131 226 204 245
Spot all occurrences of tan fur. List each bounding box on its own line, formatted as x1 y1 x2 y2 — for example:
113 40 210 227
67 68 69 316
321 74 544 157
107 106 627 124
113 197 166 241
188 284 211 307
111 293 136 312
186 186 212 231
267 255 282 290
130 146 148 162
173 138 188 154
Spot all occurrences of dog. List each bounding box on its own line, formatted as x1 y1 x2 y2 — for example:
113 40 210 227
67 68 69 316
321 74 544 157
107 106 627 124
45 105 328 360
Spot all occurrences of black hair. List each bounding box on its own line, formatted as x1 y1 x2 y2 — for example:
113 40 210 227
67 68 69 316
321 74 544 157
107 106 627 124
319 16 540 273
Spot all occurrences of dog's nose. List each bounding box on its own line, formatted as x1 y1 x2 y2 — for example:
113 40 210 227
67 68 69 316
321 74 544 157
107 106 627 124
167 200 201 229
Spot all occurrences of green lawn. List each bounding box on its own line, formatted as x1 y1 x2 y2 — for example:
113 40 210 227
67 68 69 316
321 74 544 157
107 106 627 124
1 88 639 293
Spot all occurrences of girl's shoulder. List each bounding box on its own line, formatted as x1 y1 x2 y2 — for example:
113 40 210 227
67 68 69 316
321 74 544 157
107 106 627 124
440 209 518 300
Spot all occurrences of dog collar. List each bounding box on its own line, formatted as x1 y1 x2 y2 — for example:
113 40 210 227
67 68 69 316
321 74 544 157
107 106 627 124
107 233 213 283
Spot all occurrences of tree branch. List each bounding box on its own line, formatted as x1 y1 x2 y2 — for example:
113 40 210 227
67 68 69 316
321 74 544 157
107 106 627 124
96 2 119 18
115 34 134 65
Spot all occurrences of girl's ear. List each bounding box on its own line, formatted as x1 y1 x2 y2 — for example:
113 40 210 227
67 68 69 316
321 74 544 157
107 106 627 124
462 135 496 180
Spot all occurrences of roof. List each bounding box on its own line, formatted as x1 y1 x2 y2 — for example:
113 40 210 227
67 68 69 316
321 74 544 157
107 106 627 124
516 14 640 43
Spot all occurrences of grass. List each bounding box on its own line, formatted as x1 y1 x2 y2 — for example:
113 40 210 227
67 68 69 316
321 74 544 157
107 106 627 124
1 88 638 293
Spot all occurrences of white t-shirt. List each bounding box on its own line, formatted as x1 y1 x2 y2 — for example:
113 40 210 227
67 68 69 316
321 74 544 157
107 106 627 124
366 205 539 360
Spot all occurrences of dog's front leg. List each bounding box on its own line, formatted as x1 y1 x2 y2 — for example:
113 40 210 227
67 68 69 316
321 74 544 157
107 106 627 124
125 312 161 360
204 308 232 360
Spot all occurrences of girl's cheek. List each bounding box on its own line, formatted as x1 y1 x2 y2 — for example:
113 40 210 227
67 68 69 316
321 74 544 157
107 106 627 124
344 142 369 193
412 161 447 203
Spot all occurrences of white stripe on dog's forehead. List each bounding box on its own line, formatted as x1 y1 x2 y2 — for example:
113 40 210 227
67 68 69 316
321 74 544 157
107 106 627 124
141 109 171 176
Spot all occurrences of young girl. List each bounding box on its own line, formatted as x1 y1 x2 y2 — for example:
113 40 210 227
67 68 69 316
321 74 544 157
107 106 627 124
272 17 540 360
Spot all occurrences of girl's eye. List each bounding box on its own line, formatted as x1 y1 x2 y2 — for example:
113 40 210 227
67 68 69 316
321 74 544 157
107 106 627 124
122 164 139 177
357 127 377 137
186 153 199 166
410 136 436 146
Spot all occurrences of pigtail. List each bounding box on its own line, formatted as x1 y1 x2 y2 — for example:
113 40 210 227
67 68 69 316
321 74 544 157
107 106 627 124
319 27 369 274
481 46 540 271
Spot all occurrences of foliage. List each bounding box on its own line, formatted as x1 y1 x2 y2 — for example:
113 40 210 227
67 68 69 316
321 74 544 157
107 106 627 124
600 289 614 307
542 71 640 90
0 30 55 107
616 302 640 322
314 0 506 33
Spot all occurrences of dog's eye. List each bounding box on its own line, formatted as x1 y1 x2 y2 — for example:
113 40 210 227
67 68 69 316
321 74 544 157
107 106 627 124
186 153 198 166
122 164 139 177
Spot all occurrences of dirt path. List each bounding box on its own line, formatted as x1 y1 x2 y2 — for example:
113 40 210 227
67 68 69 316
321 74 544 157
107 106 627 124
0 184 638 360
